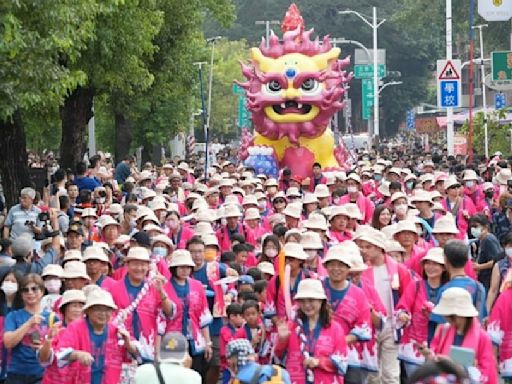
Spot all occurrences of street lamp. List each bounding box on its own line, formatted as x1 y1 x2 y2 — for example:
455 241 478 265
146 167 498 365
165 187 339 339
378 81 403 94
472 24 489 158
255 20 280 48
339 7 386 137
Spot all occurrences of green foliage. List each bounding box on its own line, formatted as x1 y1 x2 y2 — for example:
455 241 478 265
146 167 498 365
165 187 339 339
461 108 512 155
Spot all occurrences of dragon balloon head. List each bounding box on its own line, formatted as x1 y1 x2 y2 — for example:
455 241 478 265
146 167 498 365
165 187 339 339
238 27 351 145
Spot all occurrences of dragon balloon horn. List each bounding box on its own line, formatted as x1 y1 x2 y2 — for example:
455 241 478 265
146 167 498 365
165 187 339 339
237 4 352 179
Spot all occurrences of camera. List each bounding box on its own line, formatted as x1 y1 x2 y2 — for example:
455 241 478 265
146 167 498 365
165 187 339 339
25 220 34 226
98 190 107 198
34 212 59 241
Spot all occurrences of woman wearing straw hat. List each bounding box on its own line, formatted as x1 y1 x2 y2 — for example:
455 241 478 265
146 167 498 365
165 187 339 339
338 174 375 224
38 289 86 383
321 245 371 384
52 288 139 384
327 206 353 245
163 249 213 381
441 177 476 241
395 247 449 376
420 287 498 384
274 279 348 384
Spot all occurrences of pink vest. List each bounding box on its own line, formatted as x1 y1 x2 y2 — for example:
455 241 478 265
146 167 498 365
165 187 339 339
328 230 352 245
54 319 129 384
488 287 512 378
216 224 256 252
442 196 476 240
431 320 498 384
164 277 213 353
274 320 348 384
169 225 195 250
108 277 164 361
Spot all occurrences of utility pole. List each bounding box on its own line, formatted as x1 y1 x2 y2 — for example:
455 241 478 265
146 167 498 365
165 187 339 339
446 0 454 155
255 20 280 48
472 24 489 158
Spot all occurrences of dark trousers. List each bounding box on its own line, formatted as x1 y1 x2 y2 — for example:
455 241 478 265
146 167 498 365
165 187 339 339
5 374 42 384
190 346 209 384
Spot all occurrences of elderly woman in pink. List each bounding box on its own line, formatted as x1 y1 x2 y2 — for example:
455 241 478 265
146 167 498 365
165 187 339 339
274 279 348 384
164 249 213 381
108 247 174 363
421 287 498 384
442 177 476 240
395 247 448 376
53 288 139 384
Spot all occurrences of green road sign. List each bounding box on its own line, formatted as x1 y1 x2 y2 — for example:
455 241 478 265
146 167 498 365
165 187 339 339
362 78 374 120
237 97 251 128
492 51 512 81
354 64 386 79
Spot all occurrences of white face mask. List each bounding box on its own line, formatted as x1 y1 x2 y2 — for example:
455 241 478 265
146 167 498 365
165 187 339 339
470 227 482 239
44 279 62 294
153 246 168 258
305 250 318 259
506 248 512 258
465 181 475 188
265 249 278 258
347 186 358 194
258 201 267 209
1 281 18 295
395 204 408 215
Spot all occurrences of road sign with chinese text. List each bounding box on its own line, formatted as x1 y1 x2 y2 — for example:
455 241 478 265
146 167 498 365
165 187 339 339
354 64 386 79
362 79 374 120
406 110 415 130
496 93 507 109
437 59 462 108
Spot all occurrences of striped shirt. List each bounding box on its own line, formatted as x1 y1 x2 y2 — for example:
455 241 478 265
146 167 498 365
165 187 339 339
4 204 41 239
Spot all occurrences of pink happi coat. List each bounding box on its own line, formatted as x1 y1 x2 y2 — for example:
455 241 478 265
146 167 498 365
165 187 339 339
327 230 352 245
442 196 476 240
464 185 485 210
431 320 498 384
53 318 131 384
354 279 387 372
323 280 372 368
274 319 348 384
403 245 428 273
204 262 228 318
168 225 195 250
407 248 477 280
108 278 169 361
164 277 213 354
219 324 238 370
216 224 256 252
488 287 512 378
395 279 438 365
338 193 374 224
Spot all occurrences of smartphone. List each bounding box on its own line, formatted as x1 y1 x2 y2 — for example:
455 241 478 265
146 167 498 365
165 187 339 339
449 346 475 367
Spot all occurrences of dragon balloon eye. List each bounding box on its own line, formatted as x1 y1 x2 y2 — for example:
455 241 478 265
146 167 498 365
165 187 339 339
301 78 319 94
265 80 282 94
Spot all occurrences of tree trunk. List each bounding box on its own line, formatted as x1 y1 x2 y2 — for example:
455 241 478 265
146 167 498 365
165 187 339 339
60 86 94 170
0 111 32 209
114 112 132 162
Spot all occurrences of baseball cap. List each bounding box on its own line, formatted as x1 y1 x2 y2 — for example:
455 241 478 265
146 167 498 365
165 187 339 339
237 275 255 286
67 221 84 236
226 339 255 367
159 332 189 363
130 231 151 248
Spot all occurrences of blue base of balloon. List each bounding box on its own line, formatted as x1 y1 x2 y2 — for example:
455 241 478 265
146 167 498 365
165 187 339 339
244 153 279 179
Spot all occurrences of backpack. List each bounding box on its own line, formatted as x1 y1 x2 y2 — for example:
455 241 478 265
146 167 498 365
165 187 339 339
233 364 286 384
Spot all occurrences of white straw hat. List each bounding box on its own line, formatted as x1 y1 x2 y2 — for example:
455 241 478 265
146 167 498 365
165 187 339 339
322 245 353 267
62 261 90 280
444 177 461 190
422 247 445 265
82 246 110 263
385 240 405 253
303 213 328 231
391 192 407 204
63 249 82 263
283 242 308 260
286 187 302 198
151 234 174 249
194 208 216 223
314 184 330 199
83 288 117 311
169 250 195 268
303 193 319 205
283 203 302 219
329 205 350 221
143 224 165 234
357 227 387 250
257 262 275 276
81 208 97 218
432 213 459 234
346 173 361 184
195 222 215 236
496 168 512 185
432 287 478 317
294 279 327 300
244 208 260 221
463 170 478 181
242 195 258 207
42 264 64 278
393 220 419 236
345 203 363 220
124 247 151 263
202 234 219 248
59 289 86 309
223 204 242 218
300 231 323 250
410 190 433 204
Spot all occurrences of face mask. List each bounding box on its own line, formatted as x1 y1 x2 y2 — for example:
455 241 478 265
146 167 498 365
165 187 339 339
506 248 512 258
153 247 168 258
44 279 62 294
395 204 408 215
374 174 382 182
167 220 179 230
466 181 475 188
258 201 267 209
470 227 482 238
347 186 358 194
1 281 18 295
265 249 278 258
406 182 414 190
204 249 217 262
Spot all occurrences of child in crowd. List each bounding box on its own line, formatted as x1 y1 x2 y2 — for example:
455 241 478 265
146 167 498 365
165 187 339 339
220 303 245 384
235 300 268 363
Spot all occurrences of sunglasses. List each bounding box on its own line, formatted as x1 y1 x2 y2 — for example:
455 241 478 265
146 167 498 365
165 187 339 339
21 286 41 293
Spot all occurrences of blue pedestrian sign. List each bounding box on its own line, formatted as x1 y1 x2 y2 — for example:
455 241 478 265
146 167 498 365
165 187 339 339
437 59 462 108
495 93 507 109
406 110 415 130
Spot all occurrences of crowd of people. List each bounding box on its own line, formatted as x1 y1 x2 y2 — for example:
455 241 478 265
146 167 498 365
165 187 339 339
0 147 511 384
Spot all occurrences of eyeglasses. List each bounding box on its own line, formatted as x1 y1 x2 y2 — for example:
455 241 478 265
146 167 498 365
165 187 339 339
21 286 41 293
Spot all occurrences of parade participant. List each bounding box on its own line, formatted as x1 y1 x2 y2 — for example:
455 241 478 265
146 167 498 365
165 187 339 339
420 287 498 384
274 279 348 384
314 184 331 209
166 209 194 250
282 203 302 230
53 288 139 384
321 245 371 384
395 247 448 375
3 274 58 384
205 188 220 209
258 235 281 269
393 220 426 266
431 241 487 325
487 232 512 311
391 192 409 222
216 205 254 252
62 261 90 291
412 190 438 243
442 177 476 240
328 206 352 244
164 250 213 381
308 163 327 192
243 208 265 246
220 304 244 384
338 174 374 224
219 179 234 204
371 205 392 230
65 221 86 251
358 227 412 383
264 242 312 320
0 272 23 382
462 169 484 209
40 264 64 312
469 213 503 292
109 247 173 362
234 300 266 361
82 246 115 289
271 192 287 215
301 232 325 276
302 193 319 218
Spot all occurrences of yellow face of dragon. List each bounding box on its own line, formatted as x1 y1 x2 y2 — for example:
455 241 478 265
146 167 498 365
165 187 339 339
251 48 340 124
